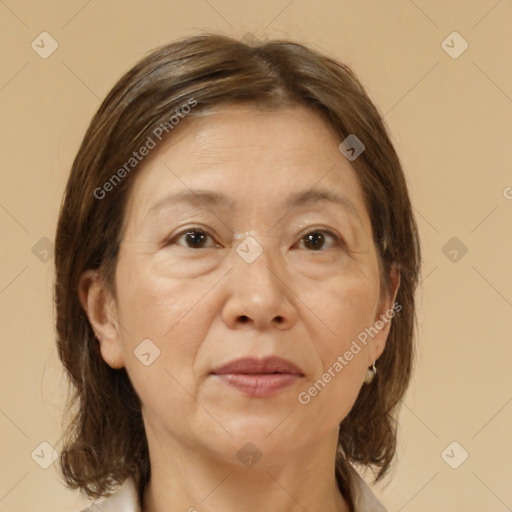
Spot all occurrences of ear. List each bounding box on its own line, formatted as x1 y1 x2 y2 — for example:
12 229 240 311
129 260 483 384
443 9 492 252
368 264 401 365
78 269 125 369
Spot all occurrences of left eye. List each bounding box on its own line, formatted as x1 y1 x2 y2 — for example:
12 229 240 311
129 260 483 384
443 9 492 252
295 230 341 251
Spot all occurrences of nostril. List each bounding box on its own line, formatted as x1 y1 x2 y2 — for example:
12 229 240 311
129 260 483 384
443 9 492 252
237 315 284 324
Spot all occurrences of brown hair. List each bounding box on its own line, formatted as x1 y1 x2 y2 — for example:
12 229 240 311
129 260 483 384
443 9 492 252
54 33 420 509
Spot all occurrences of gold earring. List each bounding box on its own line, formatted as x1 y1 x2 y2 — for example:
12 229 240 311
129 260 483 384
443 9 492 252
364 361 377 384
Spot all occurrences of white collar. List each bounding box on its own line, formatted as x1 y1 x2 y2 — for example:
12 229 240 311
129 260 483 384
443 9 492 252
79 466 387 512
351 468 388 512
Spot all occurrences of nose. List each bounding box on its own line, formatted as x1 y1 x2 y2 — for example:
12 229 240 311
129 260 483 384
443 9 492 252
221 238 298 331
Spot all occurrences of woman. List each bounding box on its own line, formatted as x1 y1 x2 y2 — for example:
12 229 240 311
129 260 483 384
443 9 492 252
54 33 420 512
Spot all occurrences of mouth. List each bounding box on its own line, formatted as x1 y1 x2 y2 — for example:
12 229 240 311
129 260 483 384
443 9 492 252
210 356 304 397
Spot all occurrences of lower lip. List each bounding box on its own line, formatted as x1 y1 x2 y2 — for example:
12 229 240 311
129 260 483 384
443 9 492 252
214 373 302 397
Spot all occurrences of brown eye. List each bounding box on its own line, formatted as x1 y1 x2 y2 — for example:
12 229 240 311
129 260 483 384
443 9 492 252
297 230 341 251
184 230 208 248
169 229 219 249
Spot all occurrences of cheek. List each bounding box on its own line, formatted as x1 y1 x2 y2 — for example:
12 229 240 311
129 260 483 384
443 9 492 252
115 252 216 335
302 265 380 348
114 266 218 435
113 258 217 386
294 271 378 417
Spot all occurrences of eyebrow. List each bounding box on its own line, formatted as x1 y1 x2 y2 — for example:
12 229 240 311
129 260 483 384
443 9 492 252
147 188 362 223
284 189 362 223
148 190 235 216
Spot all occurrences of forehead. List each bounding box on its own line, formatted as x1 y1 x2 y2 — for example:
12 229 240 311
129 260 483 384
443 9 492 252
122 104 370 231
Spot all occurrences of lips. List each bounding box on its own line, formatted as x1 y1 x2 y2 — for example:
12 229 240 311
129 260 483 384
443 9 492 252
211 356 304 397
211 356 304 376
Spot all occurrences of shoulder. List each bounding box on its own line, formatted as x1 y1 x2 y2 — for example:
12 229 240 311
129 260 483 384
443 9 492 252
75 470 384 512
76 478 140 512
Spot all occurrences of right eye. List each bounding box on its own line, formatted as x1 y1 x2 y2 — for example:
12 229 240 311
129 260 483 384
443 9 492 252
166 228 221 249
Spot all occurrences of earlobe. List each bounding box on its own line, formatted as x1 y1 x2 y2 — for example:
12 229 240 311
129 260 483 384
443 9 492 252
78 269 124 369
389 264 401 307
370 265 402 364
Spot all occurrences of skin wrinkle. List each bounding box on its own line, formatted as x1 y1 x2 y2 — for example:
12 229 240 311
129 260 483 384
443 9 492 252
85 104 399 512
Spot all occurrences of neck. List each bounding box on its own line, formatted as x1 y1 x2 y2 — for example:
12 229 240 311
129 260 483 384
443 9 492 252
141 426 350 512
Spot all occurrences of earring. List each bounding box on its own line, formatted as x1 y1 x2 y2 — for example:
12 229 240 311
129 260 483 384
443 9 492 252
364 361 377 384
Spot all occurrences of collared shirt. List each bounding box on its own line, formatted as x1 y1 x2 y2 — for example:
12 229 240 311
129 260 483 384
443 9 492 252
79 467 387 512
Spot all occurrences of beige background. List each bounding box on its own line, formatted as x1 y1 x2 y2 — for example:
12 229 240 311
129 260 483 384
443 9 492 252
1 1 511 510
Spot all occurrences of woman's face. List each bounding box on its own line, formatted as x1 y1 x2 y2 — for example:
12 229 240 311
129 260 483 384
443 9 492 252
93 104 397 465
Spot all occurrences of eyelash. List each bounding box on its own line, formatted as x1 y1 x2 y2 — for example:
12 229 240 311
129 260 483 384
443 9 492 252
166 226 344 250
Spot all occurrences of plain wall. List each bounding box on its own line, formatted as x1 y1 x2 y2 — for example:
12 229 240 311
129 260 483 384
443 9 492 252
1 1 511 510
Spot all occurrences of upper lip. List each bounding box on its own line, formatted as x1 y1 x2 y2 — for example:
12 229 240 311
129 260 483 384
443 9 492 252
211 356 304 376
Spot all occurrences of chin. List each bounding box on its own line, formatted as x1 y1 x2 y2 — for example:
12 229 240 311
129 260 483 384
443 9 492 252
218 414 310 454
